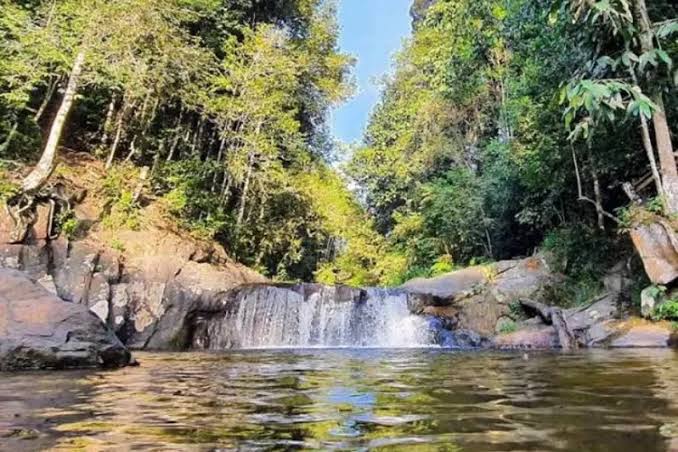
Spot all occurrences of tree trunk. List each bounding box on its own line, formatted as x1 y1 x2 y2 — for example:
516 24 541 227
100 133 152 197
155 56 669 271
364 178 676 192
100 94 117 145
652 96 678 212
237 153 254 227
634 0 678 212
0 122 19 156
22 51 85 193
34 76 58 122
592 167 605 231
106 108 125 169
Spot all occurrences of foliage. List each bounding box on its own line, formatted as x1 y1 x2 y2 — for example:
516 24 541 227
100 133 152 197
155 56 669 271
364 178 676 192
652 299 678 321
0 0 359 282
0 168 18 201
100 165 142 230
348 0 675 285
497 319 518 334
1 0 676 288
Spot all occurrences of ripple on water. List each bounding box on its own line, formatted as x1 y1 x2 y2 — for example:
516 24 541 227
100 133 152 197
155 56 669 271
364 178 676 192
0 349 677 451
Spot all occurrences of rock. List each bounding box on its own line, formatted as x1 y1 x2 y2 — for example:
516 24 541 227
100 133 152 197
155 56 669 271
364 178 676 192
32 203 52 241
494 325 558 349
0 269 131 370
602 261 634 295
608 320 677 348
54 241 100 304
87 273 111 323
402 266 486 301
630 221 678 285
37 275 58 295
565 293 618 336
0 244 22 270
402 255 559 337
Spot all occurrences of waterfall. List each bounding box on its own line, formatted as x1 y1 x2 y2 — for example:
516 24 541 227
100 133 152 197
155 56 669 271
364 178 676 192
201 285 438 349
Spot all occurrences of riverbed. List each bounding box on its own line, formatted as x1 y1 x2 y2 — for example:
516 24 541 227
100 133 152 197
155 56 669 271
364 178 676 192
1 349 677 451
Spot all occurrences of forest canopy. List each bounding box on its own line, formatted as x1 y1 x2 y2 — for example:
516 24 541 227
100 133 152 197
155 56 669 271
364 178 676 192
0 0 676 290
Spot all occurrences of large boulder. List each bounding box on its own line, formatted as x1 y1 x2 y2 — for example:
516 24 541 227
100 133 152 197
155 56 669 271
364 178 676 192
630 220 678 285
403 255 559 337
0 269 131 370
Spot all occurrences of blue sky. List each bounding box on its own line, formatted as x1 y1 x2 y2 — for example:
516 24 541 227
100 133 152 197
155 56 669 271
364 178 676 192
330 0 412 144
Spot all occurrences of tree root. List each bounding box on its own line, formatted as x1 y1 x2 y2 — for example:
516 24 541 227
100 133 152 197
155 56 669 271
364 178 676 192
4 182 86 244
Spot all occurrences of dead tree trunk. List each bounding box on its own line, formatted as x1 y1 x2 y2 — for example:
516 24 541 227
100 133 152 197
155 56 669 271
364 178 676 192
22 51 85 193
520 299 578 351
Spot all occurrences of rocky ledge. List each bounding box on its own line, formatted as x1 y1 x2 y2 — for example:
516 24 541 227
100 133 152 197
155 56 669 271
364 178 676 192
0 269 131 370
403 255 678 349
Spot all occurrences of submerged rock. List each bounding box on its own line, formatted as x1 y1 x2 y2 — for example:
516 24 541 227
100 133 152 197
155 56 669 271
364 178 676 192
0 269 131 370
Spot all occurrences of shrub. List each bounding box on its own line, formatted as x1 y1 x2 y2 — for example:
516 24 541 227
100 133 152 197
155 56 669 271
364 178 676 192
101 165 142 231
498 319 518 334
652 299 678 321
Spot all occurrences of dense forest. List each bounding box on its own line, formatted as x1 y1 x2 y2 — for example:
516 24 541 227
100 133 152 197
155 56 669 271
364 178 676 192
0 0 677 297
349 0 678 295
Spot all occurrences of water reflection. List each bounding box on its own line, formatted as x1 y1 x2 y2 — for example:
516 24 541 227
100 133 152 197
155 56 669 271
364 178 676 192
0 349 677 451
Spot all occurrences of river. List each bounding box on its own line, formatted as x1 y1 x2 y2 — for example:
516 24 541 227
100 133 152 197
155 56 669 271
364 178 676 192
1 349 677 451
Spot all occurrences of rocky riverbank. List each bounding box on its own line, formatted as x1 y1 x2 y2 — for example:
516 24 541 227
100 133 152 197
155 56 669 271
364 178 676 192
1 157 677 369
2 244 676 371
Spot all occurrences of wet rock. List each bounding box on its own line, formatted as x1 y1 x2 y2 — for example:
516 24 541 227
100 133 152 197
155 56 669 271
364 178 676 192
630 221 678 285
494 325 559 349
608 320 676 348
0 269 131 370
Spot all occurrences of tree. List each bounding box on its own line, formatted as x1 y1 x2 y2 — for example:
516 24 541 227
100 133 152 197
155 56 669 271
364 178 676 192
2 0 214 239
560 0 678 212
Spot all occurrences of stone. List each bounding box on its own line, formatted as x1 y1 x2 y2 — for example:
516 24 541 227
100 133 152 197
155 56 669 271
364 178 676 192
19 244 49 279
0 207 13 244
0 269 131 370
37 275 58 295
494 325 559 349
630 221 678 285
0 244 22 270
602 261 634 295
87 274 111 323
402 266 486 301
402 255 559 337
609 321 676 348
54 241 99 304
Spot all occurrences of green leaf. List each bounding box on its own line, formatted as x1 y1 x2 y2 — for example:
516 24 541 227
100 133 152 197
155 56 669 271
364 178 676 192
656 21 678 39
656 49 672 69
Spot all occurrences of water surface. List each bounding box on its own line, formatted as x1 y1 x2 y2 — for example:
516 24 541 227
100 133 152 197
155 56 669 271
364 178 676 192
1 349 678 451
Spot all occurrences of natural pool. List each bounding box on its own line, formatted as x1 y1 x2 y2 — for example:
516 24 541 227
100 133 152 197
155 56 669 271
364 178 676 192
1 349 677 451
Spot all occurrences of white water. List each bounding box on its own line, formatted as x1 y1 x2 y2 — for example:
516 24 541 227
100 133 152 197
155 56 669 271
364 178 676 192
209 286 436 349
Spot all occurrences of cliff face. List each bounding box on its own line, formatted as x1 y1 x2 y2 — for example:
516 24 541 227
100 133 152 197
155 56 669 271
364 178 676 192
0 154 265 352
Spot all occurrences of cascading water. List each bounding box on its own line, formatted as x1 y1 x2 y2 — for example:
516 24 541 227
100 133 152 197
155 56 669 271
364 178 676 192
200 285 438 349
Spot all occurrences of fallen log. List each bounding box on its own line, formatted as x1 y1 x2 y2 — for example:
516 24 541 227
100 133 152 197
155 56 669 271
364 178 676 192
519 299 578 350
